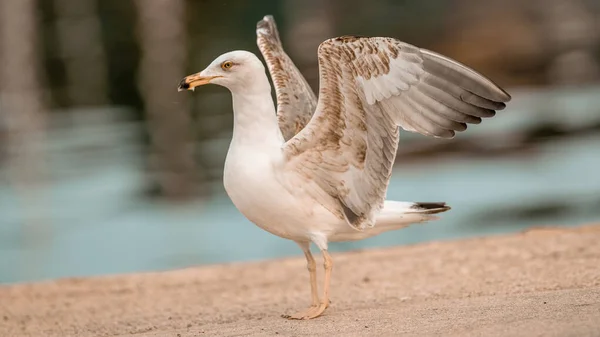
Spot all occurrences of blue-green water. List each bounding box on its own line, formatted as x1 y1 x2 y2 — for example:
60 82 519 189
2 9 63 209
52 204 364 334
1 132 599 284
2 87 600 284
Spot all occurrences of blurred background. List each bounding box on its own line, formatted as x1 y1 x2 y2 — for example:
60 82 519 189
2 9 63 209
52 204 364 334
1 0 599 284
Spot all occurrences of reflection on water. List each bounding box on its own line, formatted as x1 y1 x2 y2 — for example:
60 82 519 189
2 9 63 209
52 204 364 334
1 129 599 284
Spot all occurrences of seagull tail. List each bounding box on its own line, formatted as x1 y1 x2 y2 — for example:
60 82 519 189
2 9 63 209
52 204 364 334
331 200 451 242
374 200 451 229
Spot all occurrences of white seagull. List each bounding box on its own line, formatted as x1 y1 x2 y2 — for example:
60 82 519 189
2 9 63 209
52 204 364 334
179 15 511 320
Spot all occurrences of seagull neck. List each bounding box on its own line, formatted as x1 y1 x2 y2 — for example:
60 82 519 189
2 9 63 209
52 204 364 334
231 90 284 147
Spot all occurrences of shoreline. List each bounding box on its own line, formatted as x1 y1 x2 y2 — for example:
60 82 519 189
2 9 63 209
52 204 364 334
2 224 599 337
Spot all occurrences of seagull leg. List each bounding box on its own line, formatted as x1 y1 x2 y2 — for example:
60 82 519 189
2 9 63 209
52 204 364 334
285 248 333 320
305 249 333 319
321 249 333 310
282 241 320 320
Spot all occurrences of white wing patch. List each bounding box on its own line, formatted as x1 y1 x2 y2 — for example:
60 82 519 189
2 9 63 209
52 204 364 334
356 50 424 105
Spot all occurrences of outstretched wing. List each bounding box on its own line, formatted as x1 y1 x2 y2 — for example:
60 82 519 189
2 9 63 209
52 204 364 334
284 36 511 230
256 15 318 141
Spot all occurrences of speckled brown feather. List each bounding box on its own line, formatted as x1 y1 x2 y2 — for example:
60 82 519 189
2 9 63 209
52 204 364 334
283 36 510 230
256 16 318 141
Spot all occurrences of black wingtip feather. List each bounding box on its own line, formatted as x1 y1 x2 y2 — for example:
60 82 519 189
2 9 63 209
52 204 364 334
411 202 451 214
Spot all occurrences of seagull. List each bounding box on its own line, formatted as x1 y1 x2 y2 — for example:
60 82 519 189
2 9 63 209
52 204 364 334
178 15 511 320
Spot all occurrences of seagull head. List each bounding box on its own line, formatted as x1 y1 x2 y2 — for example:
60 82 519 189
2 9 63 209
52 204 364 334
178 50 267 94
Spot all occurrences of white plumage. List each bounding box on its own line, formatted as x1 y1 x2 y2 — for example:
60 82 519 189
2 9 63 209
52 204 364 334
179 15 511 320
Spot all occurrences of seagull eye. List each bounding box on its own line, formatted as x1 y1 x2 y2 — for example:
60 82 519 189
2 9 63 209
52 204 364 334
221 61 233 70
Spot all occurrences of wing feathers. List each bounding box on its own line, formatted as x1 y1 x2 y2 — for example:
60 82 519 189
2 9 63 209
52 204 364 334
409 92 468 132
421 49 511 102
256 16 318 141
284 36 511 230
420 75 498 118
418 77 486 124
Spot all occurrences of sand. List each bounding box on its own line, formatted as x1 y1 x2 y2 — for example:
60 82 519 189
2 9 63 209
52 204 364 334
1 224 599 337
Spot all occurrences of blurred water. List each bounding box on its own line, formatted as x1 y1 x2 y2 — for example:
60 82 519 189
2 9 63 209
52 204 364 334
1 133 599 284
1 89 600 284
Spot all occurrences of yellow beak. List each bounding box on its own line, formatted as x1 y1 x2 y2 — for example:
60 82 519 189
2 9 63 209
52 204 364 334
177 73 222 91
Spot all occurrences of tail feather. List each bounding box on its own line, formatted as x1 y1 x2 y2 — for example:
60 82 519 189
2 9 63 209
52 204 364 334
408 202 451 214
330 200 451 242
375 200 451 228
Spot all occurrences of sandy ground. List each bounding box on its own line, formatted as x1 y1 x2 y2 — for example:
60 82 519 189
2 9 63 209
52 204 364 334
1 225 599 337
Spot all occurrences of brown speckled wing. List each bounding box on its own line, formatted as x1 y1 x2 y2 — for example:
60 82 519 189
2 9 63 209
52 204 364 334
256 15 318 141
283 37 511 230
